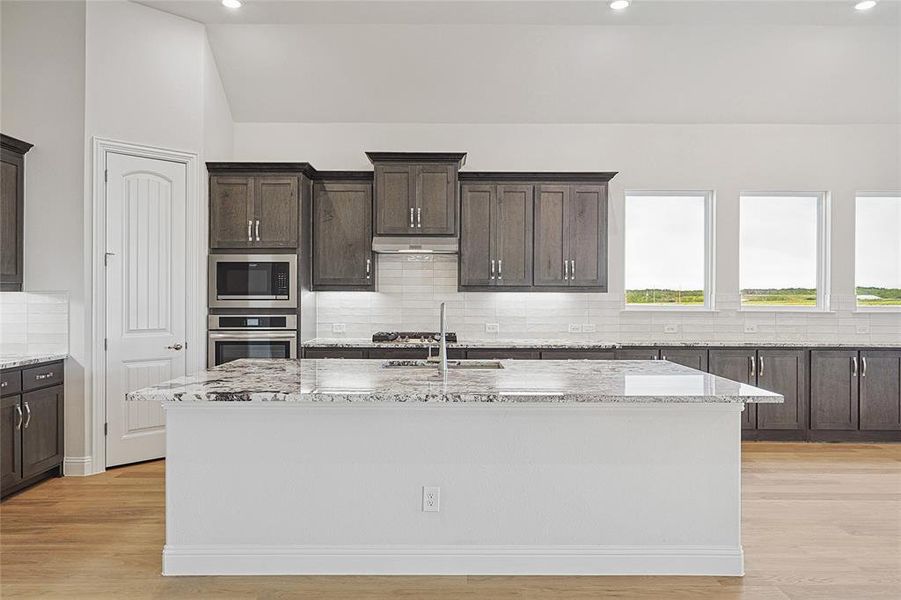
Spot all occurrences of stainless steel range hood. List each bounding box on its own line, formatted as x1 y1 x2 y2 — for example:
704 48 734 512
372 236 458 254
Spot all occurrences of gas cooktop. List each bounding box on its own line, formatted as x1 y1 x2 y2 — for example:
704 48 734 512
372 331 458 343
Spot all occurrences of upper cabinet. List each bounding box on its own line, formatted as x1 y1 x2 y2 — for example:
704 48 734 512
312 178 374 291
1 134 33 291
208 164 311 249
368 152 465 236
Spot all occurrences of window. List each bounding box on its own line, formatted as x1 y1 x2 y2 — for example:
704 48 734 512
739 192 828 309
624 191 714 308
856 194 901 308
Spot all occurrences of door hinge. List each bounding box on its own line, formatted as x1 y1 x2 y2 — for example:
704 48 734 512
104 338 108 351
104 169 108 183
104 422 108 436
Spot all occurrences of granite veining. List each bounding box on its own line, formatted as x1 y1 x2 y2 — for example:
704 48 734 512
303 338 901 349
0 352 68 370
129 358 782 405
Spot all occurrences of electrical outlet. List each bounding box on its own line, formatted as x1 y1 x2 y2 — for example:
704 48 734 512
568 324 583 333
582 324 597 333
664 324 679 334
422 486 440 512
856 324 870 334
331 323 346 334
744 324 758 334
485 323 499 333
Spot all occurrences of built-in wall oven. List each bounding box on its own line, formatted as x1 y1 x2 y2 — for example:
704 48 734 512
208 315 298 368
209 254 297 309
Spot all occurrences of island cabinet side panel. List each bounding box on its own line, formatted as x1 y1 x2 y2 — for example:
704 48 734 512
163 403 743 577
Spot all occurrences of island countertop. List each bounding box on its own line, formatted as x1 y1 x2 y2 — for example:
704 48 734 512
129 358 783 405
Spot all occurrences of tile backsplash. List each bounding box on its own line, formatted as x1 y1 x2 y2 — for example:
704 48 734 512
315 255 900 344
0 292 69 356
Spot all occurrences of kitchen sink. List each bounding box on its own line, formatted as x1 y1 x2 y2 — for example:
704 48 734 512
382 359 504 370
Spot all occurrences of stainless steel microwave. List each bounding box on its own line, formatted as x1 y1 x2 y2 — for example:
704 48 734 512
208 254 297 309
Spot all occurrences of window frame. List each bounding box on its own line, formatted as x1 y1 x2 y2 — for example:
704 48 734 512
622 190 716 312
738 191 831 312
854 191 901 313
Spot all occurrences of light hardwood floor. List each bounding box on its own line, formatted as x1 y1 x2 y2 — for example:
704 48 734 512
1 443 900 599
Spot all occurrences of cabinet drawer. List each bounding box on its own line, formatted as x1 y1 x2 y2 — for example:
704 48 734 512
1 370 22 397
303 349 367 359
22 362 63 391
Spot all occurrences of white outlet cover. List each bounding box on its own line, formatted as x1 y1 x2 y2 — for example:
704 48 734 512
332 323 346 333
856 324 870 334
664 324 679 334
744 324 758 333
485 323 499 333
568 324 582 333
422 486 440 512
582 324 597 333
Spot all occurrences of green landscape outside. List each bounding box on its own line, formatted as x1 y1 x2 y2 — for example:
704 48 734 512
626 287 901 307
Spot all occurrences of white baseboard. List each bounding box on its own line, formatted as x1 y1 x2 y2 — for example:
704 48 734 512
63 456 93 476
162 544 744 577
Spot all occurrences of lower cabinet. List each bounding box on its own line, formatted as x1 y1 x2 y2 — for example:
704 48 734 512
614 348 660 361
541 349 615 360
303 349 368 359
1 361 64 499
811 349 901 432
659 348 708 372
466 349 540 360
708 349 757 430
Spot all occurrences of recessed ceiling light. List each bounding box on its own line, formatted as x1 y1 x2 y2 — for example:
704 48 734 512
222 0 242 8
610 0 631 10
854 0 877 10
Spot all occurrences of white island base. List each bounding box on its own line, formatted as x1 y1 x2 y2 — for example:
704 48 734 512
162 402 744 576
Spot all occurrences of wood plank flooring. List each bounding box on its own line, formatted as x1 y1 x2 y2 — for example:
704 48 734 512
1 443 899 599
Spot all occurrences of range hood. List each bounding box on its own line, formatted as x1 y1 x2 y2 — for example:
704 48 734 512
372 236 459 254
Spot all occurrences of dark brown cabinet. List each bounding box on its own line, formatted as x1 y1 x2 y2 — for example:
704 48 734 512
534 183 608 290
459 183 533 288
810 350 859 430
312 181 374 290
615 347 661 360
859 351 901 431
368 153 465 236
541 349 615 360
466 349 540 360
210 174 298 249
709 349 757 430
1 134 32 291
1 361 64 499
659 348 709 371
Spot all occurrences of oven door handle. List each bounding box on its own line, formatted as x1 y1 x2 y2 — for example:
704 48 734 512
208 332 298 340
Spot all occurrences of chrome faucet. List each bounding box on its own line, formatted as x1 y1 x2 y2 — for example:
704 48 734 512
437 302 448 373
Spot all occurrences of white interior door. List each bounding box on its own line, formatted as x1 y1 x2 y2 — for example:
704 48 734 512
105 152 187 468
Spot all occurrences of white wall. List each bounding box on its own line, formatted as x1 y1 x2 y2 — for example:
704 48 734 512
234 122 901 344
1 0 88 460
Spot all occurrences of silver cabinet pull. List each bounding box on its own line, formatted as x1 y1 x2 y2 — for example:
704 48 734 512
23 401 31 429
749 355 756 378
661 355 667 361
497 259 503 279
563 260 569 280
35 371 54 380
167 343 184 351
417 207 422 228
247 220 253 242
409 207 414 228
14 404 23 430
490 259 495 280
0 380 7 388
366 258 372 279
255 219 261 242
570 259 575 280
759 356 765 377
861 356 867 377
851 356 858 377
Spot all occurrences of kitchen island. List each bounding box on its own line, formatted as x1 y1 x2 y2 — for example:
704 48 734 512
130 358 782 577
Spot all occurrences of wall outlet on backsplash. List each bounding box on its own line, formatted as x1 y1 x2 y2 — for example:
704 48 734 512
331 323 346 334
744 324 758 333
582 324 597 333
856 324 870 334
664 324 679 334
568 324 583 333
485 323 499 333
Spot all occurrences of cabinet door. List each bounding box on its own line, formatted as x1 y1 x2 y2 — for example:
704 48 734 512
21 385 63 478
541 350 615 360
1 395 23 490
756 349 807 430
459 184 495 287
860 350 901 431
810 350 859 430
312 182 374 289
709 349 757 429
615 348 660 360
415 164 456 235
660 348 708 371
374 164 414 234
210 176 255 248
254 176 298 248
303 349 367 359
466 349 540 360
1 151 24 290
534 185 569 286
495 185 533 287
567 184 607 289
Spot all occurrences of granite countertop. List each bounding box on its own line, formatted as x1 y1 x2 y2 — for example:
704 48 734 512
303 338 901 349
0 352 68 370
129 358 782 405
